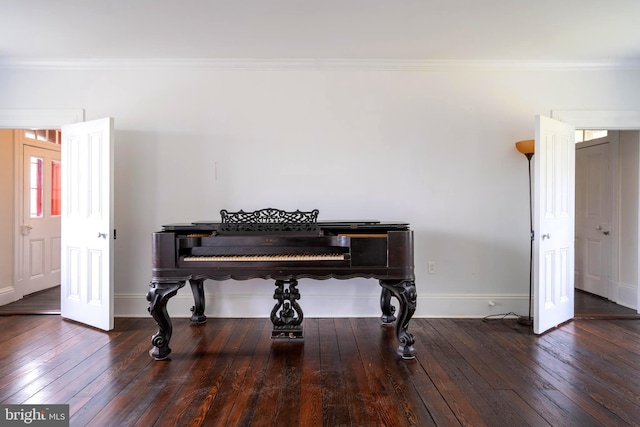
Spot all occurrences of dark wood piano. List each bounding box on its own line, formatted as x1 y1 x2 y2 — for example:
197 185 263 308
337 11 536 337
147 208 417 360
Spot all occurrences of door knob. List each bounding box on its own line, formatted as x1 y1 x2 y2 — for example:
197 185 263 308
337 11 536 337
541 233 550 240
21 225 33 236
98 232 108 239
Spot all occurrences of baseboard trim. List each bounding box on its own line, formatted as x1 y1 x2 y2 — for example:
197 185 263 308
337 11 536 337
114 292 530 319
0 286 18 307
615 282 638 310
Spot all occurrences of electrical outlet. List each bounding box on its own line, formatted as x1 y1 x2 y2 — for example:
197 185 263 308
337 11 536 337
428 262 436 274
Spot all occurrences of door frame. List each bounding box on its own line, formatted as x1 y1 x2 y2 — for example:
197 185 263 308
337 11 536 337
0 109 84 305
552 110 640 313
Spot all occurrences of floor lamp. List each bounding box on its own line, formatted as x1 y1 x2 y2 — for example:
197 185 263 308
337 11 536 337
515 139 534 326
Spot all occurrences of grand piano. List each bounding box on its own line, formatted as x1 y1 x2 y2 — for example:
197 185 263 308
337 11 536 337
147 208 417 360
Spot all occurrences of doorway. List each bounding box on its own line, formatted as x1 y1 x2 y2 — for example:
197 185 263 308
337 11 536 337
548 110 640 322
4 129 63 313
1 111 114 331
0 108 83 311
574 129 640 318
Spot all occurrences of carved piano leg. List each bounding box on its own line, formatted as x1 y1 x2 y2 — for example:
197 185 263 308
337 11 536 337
380 287 397 323
379 279 417 360
147 280 185 360
188 278 207 323
270 279 304 338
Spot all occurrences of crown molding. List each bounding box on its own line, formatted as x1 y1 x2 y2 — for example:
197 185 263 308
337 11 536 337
1 58 639 71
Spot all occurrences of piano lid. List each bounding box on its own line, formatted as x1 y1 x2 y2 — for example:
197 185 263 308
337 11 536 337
161 223 216 232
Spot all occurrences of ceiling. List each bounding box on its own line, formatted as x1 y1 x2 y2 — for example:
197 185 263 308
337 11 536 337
1 0 640 64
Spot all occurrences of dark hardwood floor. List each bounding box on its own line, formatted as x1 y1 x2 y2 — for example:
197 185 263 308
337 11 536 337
0 285 60 314
0 313 639 426
1 287 639 425
574 289 640 318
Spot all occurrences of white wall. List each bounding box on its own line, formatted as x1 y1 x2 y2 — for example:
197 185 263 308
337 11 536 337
1 64 640 317
618 131 639 309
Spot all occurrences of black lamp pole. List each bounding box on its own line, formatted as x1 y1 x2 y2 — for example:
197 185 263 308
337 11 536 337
518 152 534 326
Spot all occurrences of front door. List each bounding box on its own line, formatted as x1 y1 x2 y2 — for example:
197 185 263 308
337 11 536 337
22 144 61 295
534 115 576 334
60 118 114 331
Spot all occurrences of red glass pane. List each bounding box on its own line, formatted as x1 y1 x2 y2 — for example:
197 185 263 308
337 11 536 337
51 160 61 216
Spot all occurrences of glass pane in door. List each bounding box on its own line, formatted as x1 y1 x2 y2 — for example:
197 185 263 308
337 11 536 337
51 160 61 216
30 156 43 218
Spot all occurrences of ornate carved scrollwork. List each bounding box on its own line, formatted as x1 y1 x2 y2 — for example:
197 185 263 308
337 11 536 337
147 280 186 360
219 208 319 233
188 279 207 324
379 279 417 359
380 287 397 323
270 279 304 338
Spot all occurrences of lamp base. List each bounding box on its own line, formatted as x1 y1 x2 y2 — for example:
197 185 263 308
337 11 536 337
517 315 533 326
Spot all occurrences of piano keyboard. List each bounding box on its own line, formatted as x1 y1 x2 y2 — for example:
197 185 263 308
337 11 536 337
184 254 347 262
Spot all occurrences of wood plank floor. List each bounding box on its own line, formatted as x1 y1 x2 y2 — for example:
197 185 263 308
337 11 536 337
1 314 639 426
0 286 61 314
574 289 640 318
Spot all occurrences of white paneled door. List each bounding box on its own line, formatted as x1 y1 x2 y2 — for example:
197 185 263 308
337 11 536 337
575 139 612 299
534 115 575 334
22 144 61 295
61 118 114 331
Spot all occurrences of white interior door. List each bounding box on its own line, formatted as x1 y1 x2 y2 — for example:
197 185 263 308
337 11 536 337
534 115 575 334
61 118 114 331
575 138 612 298
22 144 61 295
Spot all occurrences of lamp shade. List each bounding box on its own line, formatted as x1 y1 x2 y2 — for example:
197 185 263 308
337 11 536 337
515 139 535 155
